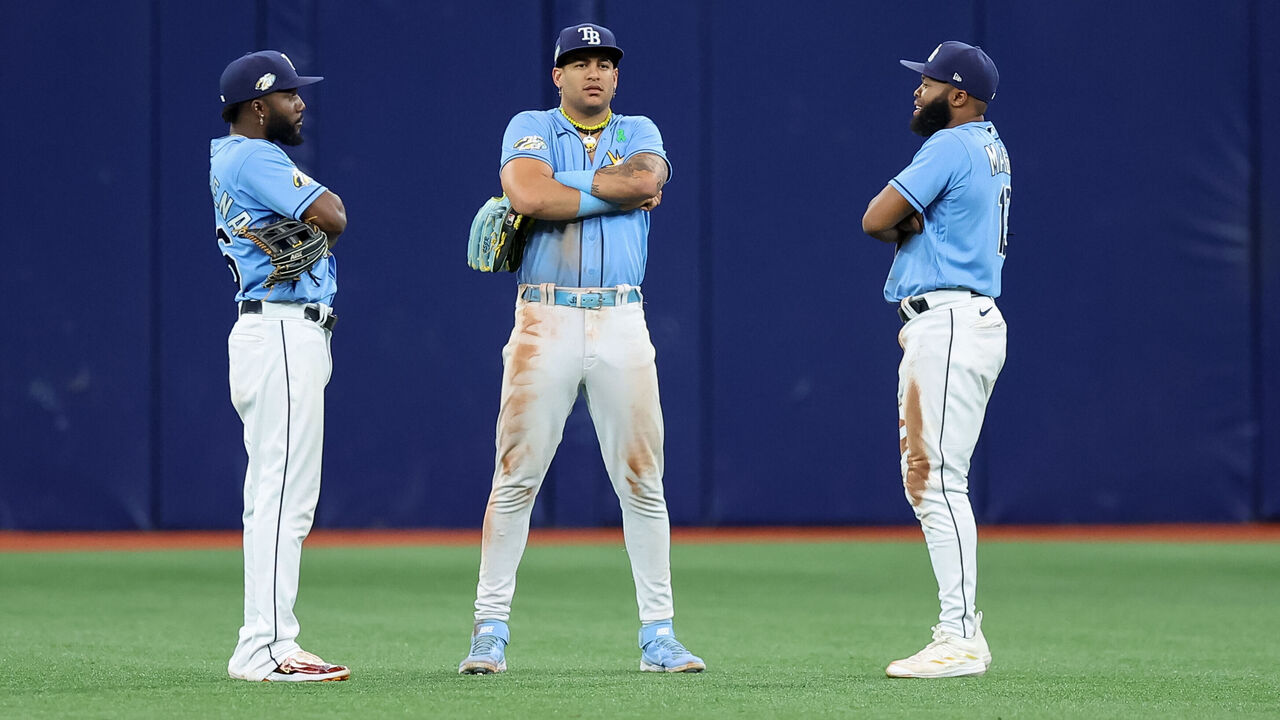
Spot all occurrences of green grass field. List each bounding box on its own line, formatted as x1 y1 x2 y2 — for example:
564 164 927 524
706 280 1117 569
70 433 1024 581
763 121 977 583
1 539 1276 718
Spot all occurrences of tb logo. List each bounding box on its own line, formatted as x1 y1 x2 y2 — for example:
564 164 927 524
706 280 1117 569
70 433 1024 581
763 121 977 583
577 26 601 44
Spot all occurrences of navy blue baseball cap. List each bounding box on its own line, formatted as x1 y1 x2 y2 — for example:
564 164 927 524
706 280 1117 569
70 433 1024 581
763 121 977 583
900 41 999 103
220 50 323 105
554 23 623 67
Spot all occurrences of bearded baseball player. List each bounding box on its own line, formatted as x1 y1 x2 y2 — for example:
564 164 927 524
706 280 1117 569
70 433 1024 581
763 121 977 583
861 41 1009 678
458 23 704 675
212 51 350 682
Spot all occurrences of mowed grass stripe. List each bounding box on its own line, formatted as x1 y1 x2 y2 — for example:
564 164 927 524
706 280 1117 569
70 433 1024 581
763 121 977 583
0 541 1276 718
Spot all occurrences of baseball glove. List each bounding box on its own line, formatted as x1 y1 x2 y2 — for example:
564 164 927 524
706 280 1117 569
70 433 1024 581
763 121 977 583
237 218 330 287
467 194 532 273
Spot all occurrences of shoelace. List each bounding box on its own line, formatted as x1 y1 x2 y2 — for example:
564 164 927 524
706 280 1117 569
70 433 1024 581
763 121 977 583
470 635 503 657
927 625 949 646
895 627 953 662
648 636 692 658
908 625 982 663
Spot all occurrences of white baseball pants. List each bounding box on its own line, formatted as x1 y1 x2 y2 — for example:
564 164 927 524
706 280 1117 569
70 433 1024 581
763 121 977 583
473 285 674 624
897 290 1006 639
225 306 333 681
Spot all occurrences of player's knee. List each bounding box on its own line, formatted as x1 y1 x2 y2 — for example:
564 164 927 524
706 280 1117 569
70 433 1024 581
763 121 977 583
620 479 667 515
489 480 541 512
907 488 964 521
623 496 668 519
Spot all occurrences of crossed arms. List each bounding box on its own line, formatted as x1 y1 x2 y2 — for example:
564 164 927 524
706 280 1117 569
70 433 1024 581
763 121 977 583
501 153 667 221
301 190 348 247
862 185 921 244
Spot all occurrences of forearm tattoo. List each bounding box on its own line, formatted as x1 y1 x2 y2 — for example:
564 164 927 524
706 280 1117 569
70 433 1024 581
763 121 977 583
594 154 666 196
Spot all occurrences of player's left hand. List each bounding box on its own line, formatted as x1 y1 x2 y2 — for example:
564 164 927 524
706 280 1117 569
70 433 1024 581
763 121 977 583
638 191 662 212
896 212 922 236
237 218 330 287
893 212 922 248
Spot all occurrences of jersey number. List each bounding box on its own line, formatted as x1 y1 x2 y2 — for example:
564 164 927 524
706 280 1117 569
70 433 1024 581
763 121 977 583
217 227 243 286
996 185 1011 257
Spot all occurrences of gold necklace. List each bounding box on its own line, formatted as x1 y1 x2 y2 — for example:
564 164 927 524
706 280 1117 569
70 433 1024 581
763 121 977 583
560 107 611 151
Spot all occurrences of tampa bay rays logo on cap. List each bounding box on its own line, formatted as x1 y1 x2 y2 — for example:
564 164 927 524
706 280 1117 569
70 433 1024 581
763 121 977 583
928 44 942 61
578 26 602 44
255 73 276 91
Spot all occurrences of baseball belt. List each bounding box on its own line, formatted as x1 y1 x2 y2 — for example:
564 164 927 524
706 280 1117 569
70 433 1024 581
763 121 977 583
239 300 338 331
520 286 642 309
898 289 984 323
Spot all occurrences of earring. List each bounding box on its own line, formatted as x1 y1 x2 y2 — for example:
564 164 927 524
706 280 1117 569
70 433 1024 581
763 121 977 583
258 114 264 126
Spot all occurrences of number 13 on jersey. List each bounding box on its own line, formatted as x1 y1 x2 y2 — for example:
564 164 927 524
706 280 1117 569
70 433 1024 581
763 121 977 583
996 185 1011 257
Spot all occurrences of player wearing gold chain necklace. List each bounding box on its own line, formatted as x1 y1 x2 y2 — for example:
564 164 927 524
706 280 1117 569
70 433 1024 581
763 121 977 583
458 22 704 676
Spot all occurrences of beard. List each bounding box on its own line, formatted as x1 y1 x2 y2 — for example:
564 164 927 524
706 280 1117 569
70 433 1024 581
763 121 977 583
265 113 304 146
910 94 952 138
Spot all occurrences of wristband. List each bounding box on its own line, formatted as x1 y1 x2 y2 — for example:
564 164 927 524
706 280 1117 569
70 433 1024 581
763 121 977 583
577 191 620 218
555 170 596 193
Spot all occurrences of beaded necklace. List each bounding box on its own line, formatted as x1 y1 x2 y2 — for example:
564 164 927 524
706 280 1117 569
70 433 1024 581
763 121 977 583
559 107 611 152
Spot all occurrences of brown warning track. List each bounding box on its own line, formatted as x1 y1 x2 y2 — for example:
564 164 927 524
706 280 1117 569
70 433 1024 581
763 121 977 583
0 524 1277 553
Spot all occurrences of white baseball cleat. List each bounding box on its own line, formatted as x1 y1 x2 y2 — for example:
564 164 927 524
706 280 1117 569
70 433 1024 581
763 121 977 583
885 611 991 679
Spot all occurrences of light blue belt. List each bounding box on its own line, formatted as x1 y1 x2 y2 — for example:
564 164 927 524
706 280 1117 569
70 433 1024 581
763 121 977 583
520 286 641 309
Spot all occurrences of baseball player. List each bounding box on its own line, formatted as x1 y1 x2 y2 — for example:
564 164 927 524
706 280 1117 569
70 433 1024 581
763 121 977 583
861 41 1009 678
458 23 704 675
212 51 350 682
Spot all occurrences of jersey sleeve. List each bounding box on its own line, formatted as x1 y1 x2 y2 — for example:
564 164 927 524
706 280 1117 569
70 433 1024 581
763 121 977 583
239 144 328 220
889 132 966 213
622 116 672 184
501 111 554 170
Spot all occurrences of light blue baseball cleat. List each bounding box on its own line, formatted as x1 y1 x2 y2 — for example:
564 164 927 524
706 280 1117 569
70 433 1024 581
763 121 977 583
459 619 509 674
639 620 706 673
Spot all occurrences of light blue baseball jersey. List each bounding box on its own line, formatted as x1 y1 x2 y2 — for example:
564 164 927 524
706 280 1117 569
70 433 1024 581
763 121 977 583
500 109 671 288
210 136 337 305
884 121 1011 302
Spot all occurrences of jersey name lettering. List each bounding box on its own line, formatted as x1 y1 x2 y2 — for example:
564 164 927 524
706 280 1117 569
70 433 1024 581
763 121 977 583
984 142 1011 176
212 179 252 231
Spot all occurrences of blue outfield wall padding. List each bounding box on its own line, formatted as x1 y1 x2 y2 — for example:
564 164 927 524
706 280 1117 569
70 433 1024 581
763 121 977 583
981 1 1254 522
155 0 262 529
1257 0 1280 520
0 1 156 530
302 0 548 529
704 0 976 525
2 0 1275 528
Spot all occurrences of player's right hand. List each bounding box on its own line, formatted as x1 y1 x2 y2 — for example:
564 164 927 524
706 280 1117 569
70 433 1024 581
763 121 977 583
620 191 662 212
